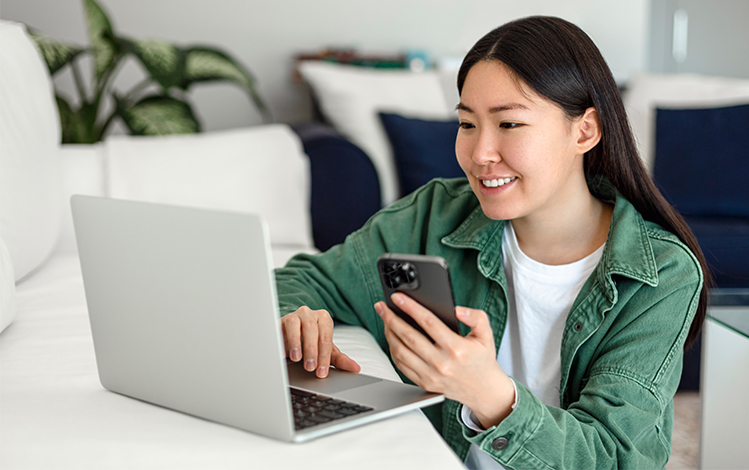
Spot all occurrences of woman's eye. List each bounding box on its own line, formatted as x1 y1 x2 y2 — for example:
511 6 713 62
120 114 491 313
458 122 475 130
499 122 521 129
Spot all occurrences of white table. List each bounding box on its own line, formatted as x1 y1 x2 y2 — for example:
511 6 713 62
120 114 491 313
700 291 749 470
0 254 466 470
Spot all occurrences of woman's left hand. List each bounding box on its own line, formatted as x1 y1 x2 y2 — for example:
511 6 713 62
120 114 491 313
375 293 515 429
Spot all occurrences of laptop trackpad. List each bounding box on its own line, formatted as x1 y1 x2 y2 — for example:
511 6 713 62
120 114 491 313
287 360 382 395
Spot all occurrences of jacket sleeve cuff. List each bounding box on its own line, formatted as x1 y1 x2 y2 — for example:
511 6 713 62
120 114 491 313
460 378 519 433
458 381 546 464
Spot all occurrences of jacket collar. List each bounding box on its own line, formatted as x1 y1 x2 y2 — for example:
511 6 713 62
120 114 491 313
441 205 506 282
441 180 659 301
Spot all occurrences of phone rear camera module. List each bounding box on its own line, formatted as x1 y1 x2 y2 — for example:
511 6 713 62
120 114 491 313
382 261 419 290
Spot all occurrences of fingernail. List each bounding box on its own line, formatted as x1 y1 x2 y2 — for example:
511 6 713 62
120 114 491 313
305 359 316 372
391 293 404 305
290 348 301 361
317 366 328 378
374 303 383 316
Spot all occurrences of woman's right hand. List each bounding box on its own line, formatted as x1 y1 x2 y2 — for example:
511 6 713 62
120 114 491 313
281 306 361 378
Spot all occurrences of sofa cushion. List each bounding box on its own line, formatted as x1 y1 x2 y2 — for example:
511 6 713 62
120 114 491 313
624 72 749 172
293 123 381 252
0 21 63 282
105 125 314 250
684 216 749 288
379 112 462 196
654 104 749 218
57 144 107 254
298 61 454 205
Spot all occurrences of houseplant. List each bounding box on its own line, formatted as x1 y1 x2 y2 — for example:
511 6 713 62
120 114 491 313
29 0 271 143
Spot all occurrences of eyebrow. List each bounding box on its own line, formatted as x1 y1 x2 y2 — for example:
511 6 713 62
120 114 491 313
456 102 530 113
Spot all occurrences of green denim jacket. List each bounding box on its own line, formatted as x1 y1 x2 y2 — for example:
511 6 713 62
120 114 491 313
275 178 702 469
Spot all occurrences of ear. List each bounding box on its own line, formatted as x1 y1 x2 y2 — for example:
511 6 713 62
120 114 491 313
575 107 601 155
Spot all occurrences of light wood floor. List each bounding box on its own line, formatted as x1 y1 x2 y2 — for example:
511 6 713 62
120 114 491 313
666 392 701 470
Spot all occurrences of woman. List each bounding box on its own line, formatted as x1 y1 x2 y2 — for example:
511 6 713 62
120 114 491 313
275 16 709 469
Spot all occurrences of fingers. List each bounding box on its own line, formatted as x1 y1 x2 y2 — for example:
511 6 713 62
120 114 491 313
315 313 334 378
281 312 303 362
280 307 325 374
376 299 497 398
331 344 361 374
280 307 360 379
375 300 432 376
299 311 321 372
375 295 452 373
456 307 494 348
388 293 455 344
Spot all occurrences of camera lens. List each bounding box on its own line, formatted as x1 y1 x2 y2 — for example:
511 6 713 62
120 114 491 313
381 259 419 289
403 263 416 282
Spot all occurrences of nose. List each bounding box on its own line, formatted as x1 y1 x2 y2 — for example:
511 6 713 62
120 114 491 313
472 129 502 165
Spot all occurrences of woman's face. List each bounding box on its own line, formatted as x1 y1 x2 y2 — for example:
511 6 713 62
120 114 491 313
456 60 591 222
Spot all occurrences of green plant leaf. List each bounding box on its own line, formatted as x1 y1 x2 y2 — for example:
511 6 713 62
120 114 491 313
124 38 185 89
28 29 85 76
56 95 89 143
119 95 200 136
183 47 271 120
83 0 118 79
183 47 252 87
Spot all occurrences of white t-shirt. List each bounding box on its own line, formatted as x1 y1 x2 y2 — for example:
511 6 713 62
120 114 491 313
464 222 604 470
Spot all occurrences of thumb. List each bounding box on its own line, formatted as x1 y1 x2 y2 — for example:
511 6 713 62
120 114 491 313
456 307 494 346
331 345 361 373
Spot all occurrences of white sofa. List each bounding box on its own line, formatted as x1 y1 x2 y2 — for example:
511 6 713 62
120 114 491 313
0 20 464 469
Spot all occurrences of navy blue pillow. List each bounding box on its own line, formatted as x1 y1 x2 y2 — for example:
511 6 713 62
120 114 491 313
654 104 749 218
293 123 381 252
684 216 749 288
379 112 463 196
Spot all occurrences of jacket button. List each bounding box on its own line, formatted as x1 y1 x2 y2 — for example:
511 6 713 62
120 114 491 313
573 322 583 331
491 436 509 451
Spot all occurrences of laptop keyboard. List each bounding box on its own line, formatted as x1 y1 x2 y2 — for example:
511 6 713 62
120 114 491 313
290 387 374 430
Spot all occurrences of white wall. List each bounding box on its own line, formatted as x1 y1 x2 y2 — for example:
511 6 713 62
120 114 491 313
1 0 649 132
648 0 749 79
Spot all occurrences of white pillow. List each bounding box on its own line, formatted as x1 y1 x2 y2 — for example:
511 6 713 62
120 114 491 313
0 237 16 334
105 125 314 250
0 21 63 282
624 72 749 172
299 61 454 205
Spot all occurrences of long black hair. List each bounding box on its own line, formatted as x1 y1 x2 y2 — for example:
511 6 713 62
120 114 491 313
457 16 710 349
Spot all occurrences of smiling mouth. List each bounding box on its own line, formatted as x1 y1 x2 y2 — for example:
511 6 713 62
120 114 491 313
481 177 517 188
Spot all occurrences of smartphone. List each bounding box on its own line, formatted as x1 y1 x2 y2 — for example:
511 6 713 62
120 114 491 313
377 253 459 338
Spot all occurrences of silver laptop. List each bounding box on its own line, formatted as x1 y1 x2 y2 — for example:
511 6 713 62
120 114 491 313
71 195 443 443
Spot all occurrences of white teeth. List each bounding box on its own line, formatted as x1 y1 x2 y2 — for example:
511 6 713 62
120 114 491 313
481 177 516 188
